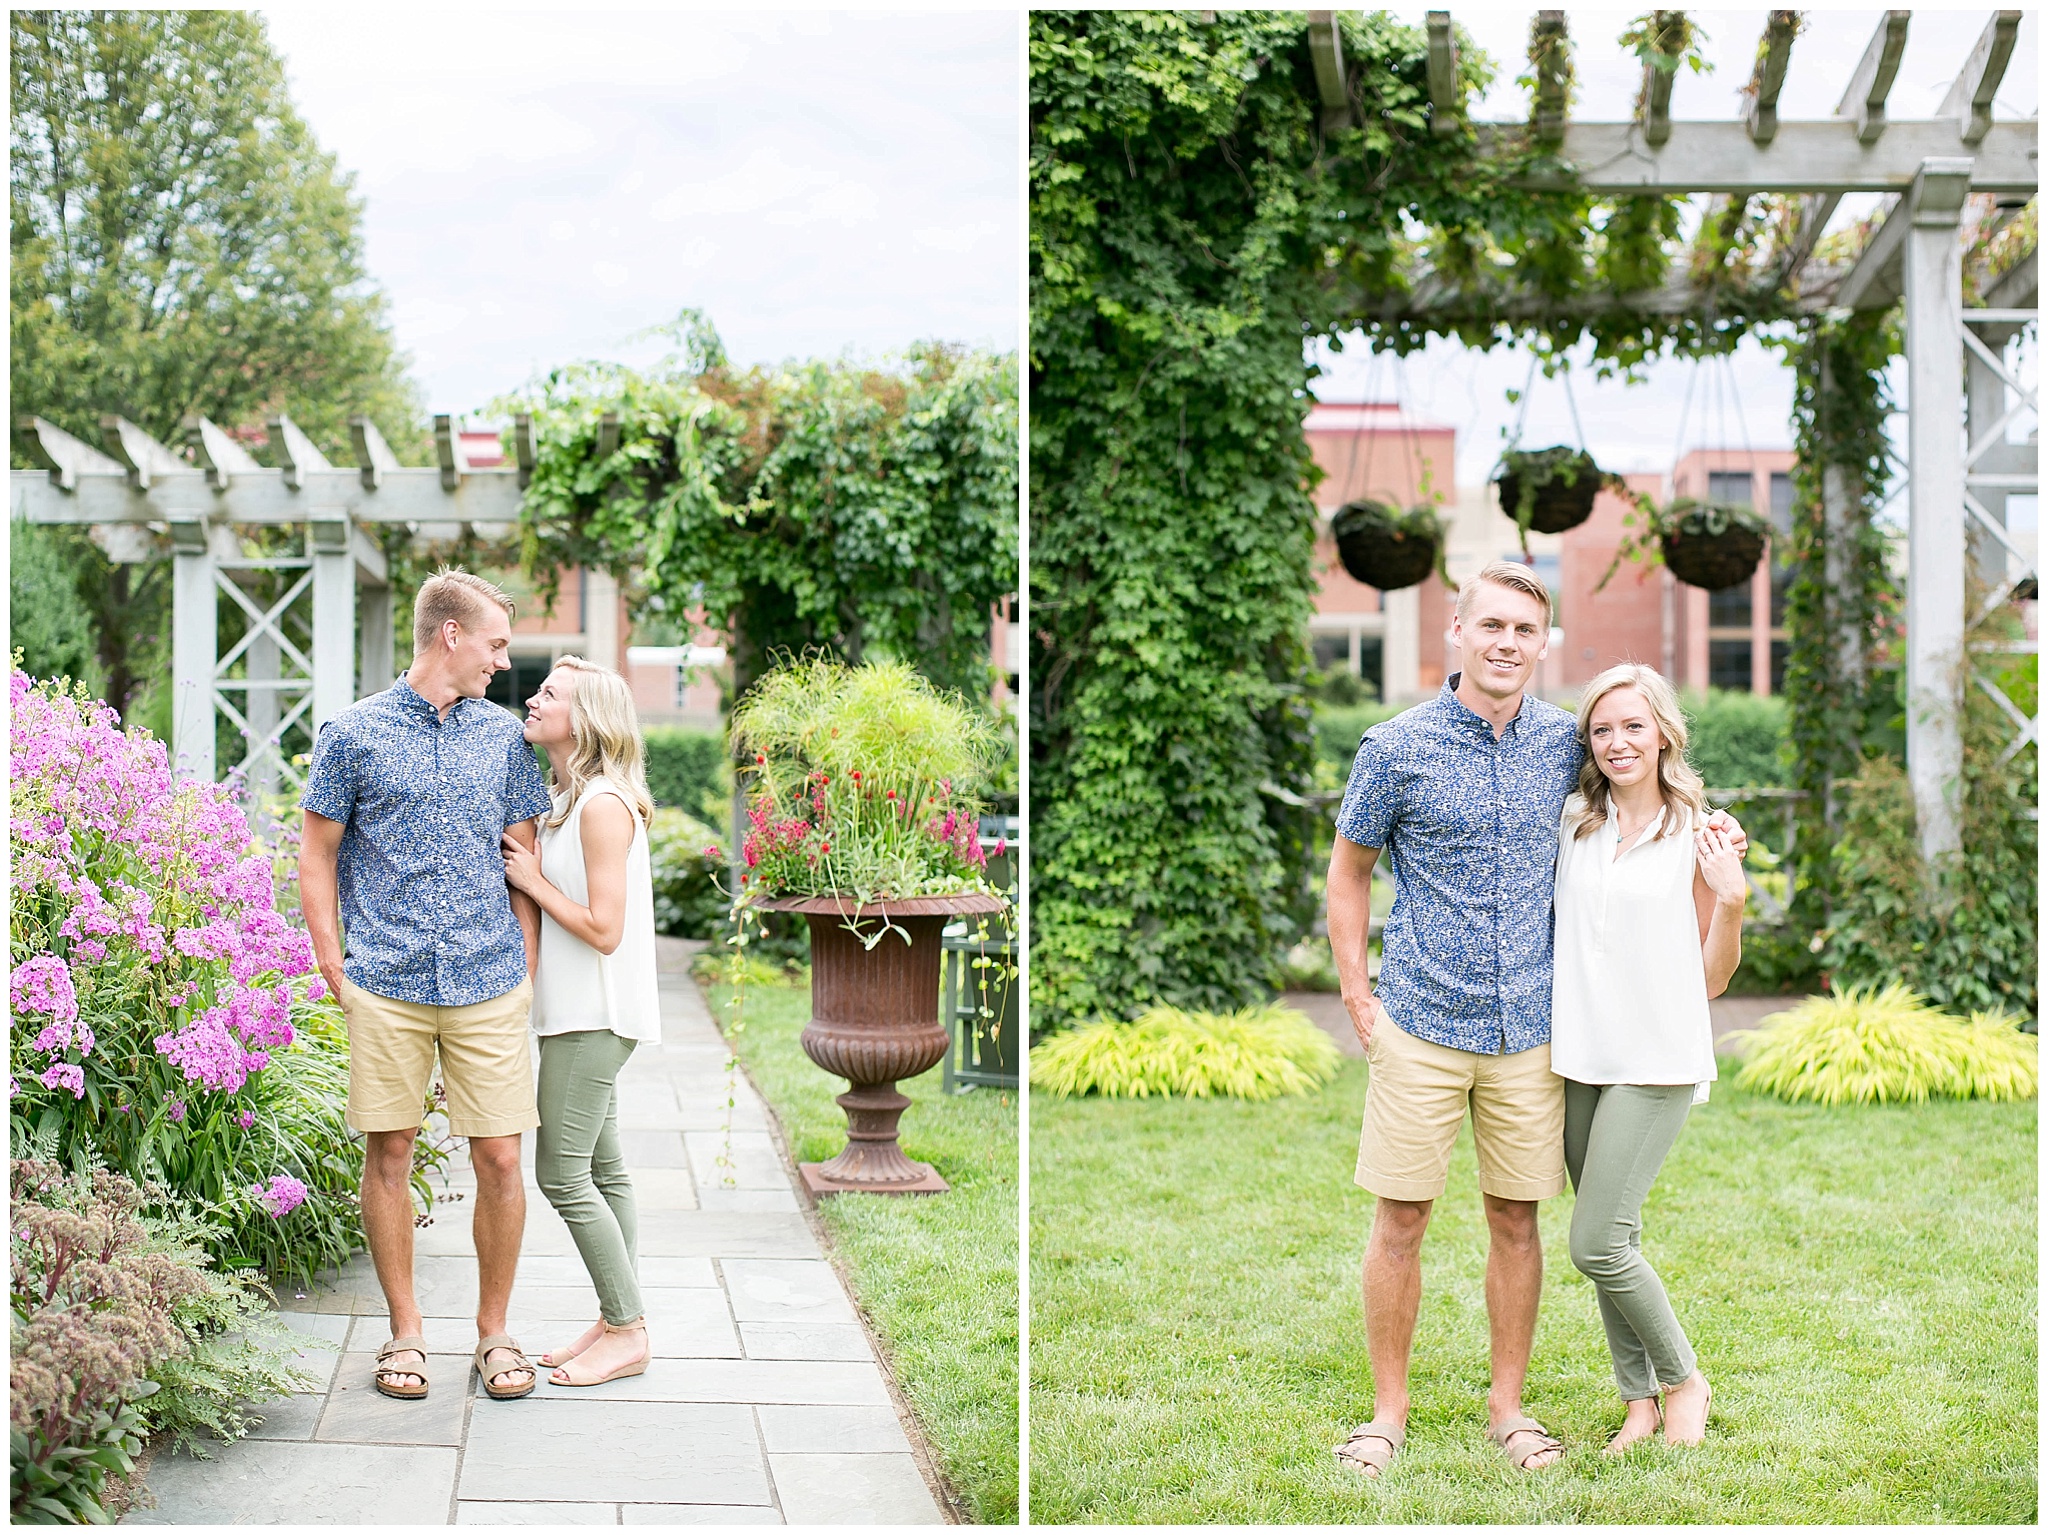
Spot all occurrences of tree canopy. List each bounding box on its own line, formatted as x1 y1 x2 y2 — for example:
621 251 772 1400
10 9 421 462
503 318 1019 701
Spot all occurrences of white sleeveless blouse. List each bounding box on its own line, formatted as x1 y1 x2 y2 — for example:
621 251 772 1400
529 779 661 1044
1549 795 1715 1100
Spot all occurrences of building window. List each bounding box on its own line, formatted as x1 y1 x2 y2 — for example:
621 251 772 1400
1709 639 1752 692
485 655 557 716
1707 471 1754 506
1708 584 1751 627
1770 639 1788 694
1311 633 1352 675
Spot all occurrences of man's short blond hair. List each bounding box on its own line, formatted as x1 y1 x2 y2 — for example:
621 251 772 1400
413 568 517 655
1456 560 1553 631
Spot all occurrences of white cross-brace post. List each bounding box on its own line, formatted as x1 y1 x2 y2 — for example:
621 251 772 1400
1901 156 1973 870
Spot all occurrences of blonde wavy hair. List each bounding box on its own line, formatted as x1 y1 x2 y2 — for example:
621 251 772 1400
540 656 655 831
1568 663 1707 841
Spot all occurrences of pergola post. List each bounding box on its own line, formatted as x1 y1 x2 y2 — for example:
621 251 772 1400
360 579 395 696
168 516 218 782
1901 157 1972 870
309 515 357 730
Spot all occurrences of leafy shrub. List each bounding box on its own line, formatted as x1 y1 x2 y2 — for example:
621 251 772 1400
690 948 809 987
642 726 730 825
11 1161 201 1524
1820 714 2036 1017
649 808 730 939
1278 937 1341 992
7 673 361 1284
729 657 1007 900
1313 701 1411 775
1731 985 2038 1105
1031 1004 1341 1101
1682 688 1790 789
1723 919 1825 997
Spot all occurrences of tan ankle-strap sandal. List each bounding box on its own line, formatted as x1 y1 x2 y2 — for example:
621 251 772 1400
547 1319 650 1389
1333 1419 1404 1477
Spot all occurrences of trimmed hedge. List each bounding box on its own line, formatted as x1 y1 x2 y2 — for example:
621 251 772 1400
643 725 730 824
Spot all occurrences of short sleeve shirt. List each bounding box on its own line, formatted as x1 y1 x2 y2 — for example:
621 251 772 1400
301 675 553 1006
1334 674 1582 1055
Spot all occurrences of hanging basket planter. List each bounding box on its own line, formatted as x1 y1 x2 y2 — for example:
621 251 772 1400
1658 499 1770 590
1331 499 1447 592
1494 447 1604 537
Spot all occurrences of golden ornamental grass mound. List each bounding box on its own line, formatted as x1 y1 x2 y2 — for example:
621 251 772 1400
1030 1003 1342 1101
1731 983 2038 1105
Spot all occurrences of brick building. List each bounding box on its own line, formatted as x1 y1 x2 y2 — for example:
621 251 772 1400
1304 403 1802 702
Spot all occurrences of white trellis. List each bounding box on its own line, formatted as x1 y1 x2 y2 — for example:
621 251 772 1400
1306 7 2038 864
12 410 543 792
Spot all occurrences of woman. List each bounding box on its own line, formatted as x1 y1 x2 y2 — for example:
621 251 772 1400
1550 663 1746 1452
501 656 661 1387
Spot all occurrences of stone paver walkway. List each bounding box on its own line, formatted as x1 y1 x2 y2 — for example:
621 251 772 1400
128 940 948 1526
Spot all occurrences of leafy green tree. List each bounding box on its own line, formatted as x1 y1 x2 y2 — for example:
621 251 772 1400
11 10 422 719
507 318 1018 702
9 520 103 692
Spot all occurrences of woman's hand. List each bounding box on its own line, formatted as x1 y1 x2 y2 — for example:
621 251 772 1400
1695 825 1747 907
502 830 545 895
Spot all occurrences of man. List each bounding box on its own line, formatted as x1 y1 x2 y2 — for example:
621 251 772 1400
300 568 554 1402
1326 560 1740 1476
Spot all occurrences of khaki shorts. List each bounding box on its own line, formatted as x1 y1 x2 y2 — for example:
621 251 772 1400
1355 1017 1565 1203
338 976 539 1139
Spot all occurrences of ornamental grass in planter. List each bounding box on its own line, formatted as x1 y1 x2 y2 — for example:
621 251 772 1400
728 657 1012 1195
1330 499 1448 592
1493 446 1605 538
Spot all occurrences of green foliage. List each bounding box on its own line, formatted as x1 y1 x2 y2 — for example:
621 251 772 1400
8 524 103 695
729 657 1005 900
1031 1004 1341 1102
1681 688 1789 788
641 725 731 825
10 1161 199 1524
1773 312 1903 918
1314 701 1412 775
648 808 729 940
1722 918 1824 997
1819 679 2038 1018
1732 985 2038 1105
1277 937 1341 993
501 324 1018 699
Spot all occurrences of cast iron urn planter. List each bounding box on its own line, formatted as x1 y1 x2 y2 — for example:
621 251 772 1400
761 891 1007 1197
1658 500 1768 591
1331 499 1443 592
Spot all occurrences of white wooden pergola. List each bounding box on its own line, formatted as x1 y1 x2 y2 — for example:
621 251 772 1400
1308 8 2038 865
11 411 549 793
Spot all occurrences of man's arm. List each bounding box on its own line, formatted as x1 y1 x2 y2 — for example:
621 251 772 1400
299 811 348 1001
1327 834 1382 1050
504 817 541 982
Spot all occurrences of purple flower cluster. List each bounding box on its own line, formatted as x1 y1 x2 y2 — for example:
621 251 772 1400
10 670 320 1184
254 1174 308 1218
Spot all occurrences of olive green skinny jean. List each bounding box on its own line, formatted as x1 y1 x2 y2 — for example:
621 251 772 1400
535 1029 642 1327
1562 1079 1698 1401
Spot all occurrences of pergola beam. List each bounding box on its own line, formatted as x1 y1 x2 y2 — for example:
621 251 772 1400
1306 12 1351 132
1833 193 1910 311
1639 11 1685 149
1425 12 1459 136
1744 11 1800 146
16 415 122 490
183 415 262 492
13 466 526 526
99 415 190 491
1937 11 2022 147
1837 11 1911 146
267 413 333 490
1501 118 2035 193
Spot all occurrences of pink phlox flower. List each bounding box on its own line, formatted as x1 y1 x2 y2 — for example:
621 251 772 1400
154 1009 261 1094
12 954 79 1024
167 1099 187 1123
71 939 107 963
40 1063 85 1099
237 1109 258 1129
255 1175 308 1218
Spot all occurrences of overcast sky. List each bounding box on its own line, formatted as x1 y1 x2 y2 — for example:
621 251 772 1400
260 8 1021 419
1313 8 2039 496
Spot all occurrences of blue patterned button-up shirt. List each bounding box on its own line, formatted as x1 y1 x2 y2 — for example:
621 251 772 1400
302 675 553 1007
1335 674 1582 1055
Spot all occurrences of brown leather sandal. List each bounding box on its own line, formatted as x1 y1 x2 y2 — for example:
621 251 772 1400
1488 1414 1564 1469
374 1336 430 1400
1333 1419 1404 1478
474 1334 536 1400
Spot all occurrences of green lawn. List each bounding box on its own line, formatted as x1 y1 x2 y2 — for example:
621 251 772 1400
1030 1061 2036 1524
709 980 1018 1524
